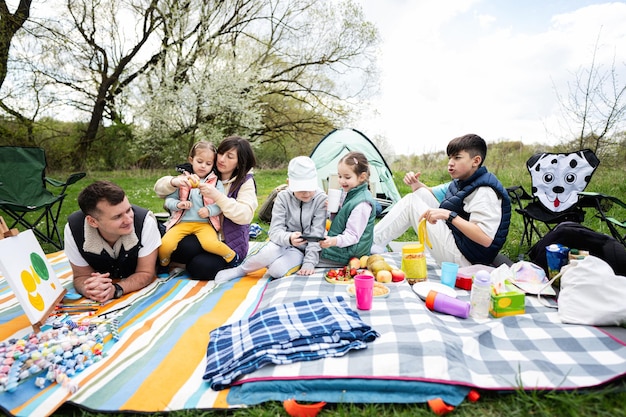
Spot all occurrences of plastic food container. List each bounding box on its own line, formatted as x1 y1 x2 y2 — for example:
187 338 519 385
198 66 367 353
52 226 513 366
401 244 427 283
455 272 473 290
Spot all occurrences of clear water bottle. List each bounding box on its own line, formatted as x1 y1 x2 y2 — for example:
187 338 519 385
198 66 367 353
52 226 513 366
469 270 492 319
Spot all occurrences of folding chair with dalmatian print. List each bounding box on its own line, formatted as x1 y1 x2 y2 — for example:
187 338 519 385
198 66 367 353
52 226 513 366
507 149 599 249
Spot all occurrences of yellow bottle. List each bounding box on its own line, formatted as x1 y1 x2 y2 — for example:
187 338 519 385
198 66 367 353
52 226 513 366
401 243 427 284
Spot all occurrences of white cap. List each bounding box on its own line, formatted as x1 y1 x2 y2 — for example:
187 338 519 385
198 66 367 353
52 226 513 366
288 156 318 192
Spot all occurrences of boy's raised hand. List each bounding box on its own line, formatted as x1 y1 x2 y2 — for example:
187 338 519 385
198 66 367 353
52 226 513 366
404 171 425 192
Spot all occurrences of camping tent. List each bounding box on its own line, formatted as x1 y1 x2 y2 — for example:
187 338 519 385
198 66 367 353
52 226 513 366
309 128 402 216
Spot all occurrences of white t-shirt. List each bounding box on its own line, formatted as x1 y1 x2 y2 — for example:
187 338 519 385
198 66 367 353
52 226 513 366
462 186 502 239
64 214 161 267
435 181 503 239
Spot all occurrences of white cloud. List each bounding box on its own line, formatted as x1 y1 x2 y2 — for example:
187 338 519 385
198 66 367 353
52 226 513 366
476 12 497 29
354 1 626 155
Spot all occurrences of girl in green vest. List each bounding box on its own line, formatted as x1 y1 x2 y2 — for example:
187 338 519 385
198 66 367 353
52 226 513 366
319 151 377 266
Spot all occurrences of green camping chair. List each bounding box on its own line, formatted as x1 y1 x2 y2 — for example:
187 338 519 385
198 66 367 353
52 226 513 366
0 146 86 250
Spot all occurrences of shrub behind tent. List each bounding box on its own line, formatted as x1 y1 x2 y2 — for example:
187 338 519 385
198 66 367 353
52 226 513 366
309 128 401 216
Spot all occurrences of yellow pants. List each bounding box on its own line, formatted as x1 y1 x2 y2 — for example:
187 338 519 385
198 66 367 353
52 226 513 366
159 222 236 266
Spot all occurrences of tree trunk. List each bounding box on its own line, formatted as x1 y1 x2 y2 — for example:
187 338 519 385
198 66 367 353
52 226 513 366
74 83 110 169
0 0 32 90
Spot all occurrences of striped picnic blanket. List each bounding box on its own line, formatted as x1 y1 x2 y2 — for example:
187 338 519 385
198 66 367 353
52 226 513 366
0 248 269 417
3 248 626 415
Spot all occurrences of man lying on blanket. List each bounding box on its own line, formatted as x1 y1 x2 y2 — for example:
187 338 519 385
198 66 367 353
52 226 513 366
64 180 162 302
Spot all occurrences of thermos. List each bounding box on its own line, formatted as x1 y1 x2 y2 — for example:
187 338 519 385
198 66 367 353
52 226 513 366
546 243 569 279
425 290 470 319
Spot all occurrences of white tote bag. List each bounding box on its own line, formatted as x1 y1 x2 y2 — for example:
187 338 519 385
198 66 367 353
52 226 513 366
558 255 626 326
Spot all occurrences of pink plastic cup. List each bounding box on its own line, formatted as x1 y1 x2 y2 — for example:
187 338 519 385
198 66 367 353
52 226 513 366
353 274 374 310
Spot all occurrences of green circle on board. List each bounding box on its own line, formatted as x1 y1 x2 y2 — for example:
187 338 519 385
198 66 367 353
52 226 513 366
30 252 49 280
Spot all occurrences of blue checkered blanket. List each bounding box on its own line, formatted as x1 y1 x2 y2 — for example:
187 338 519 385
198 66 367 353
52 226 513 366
203 295 379 390
229 252 626 398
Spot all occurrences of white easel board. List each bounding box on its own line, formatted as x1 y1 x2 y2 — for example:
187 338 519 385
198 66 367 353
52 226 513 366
0 229 66 330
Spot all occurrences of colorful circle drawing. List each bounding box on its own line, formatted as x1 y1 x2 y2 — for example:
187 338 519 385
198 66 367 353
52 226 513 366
21 268 45 311
30 252 49 280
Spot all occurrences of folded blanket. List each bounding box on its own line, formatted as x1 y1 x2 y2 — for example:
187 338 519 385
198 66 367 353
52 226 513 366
203 295 379 390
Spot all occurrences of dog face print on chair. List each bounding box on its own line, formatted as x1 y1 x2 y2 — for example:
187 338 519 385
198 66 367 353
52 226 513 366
527 149 599 212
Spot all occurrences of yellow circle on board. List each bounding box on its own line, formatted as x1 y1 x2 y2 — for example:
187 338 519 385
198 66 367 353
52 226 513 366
28 291 45 311
21 269 45 310
21 269 37 292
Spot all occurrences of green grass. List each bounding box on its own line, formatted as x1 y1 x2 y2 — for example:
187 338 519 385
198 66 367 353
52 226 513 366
6 163 626 416
26 159 626 259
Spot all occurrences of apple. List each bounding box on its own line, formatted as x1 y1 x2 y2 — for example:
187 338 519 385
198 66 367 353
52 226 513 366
376 270 392 283
359 269 374 277
348 257 361 270
391 269 406 282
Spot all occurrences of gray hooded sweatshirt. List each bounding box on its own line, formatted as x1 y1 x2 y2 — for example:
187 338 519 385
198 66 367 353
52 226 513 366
268 188 328 270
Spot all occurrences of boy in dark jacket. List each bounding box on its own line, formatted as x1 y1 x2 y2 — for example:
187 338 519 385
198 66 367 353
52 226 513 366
372 134 510 267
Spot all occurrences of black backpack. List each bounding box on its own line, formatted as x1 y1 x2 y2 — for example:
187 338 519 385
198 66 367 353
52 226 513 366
528 221 626 276
258 183 288 223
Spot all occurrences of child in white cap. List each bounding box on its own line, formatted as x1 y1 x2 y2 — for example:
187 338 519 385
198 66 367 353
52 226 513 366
214 156 328 283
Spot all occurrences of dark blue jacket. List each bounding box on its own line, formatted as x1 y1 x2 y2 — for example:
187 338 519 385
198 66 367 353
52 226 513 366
439 167 511 264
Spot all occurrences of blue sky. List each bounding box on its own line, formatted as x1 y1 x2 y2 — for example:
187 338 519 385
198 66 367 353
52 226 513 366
353 0 626 155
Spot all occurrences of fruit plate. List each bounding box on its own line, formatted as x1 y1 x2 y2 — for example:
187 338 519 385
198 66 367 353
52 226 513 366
346 282 390 298
412 281 457 300
325 275 355 284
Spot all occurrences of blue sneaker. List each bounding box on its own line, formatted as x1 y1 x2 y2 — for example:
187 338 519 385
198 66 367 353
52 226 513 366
249 223 264 238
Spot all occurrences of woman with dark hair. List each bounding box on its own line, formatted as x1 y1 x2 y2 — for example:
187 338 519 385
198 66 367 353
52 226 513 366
154 136 258 280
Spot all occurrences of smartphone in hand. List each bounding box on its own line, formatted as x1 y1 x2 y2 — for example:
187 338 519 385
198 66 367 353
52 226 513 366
301 235 325 242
